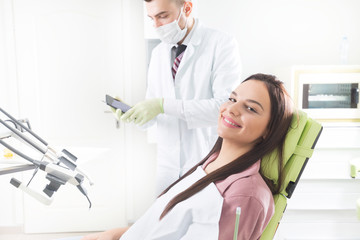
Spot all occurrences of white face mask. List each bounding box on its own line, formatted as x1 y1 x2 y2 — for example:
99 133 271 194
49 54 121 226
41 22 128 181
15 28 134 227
155 8 188 44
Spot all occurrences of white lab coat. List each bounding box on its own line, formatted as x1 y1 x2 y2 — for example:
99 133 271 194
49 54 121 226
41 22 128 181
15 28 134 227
146 20 241 194
120 166 224 240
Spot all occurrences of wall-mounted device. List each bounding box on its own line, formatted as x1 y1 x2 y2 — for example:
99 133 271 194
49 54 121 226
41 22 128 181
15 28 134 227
292 65 360 123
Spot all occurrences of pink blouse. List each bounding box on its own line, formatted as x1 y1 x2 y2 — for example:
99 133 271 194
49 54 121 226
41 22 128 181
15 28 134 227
202 154 274 240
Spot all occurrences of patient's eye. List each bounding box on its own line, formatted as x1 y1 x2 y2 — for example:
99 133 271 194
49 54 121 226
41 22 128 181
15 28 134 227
228 97 236 103
246 106 257 113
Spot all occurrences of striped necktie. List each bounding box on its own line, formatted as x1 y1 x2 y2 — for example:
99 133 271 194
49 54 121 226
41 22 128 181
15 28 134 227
172 45 187 80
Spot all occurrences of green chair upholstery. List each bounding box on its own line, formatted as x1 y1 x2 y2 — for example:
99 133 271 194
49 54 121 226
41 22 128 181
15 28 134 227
260 110 323 239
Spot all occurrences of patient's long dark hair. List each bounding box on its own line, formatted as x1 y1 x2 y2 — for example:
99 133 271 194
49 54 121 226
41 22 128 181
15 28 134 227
158 73 293 220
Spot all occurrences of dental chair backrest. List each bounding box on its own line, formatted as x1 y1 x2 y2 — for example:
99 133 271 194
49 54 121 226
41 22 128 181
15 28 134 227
259 110 323 240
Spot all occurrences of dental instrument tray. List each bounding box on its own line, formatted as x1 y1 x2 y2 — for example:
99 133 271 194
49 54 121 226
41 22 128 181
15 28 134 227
0 107 93 208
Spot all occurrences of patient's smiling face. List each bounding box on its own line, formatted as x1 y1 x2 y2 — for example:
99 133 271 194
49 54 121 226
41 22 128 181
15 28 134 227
217 79 271 149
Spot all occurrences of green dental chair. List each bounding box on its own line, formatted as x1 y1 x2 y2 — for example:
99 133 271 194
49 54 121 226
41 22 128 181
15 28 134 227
259 110 323 240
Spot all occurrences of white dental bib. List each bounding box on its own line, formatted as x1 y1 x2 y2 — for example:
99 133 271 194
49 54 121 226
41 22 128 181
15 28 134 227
120 166 224 240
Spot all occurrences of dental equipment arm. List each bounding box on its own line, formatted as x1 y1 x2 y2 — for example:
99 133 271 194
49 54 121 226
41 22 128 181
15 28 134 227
10 178 53 205
0 107 93 208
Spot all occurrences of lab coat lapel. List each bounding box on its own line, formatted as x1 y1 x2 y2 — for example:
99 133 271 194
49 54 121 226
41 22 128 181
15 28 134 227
176 44 194 77
175 23 203 79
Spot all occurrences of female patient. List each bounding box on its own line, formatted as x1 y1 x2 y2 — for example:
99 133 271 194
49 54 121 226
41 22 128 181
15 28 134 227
82 73 293 240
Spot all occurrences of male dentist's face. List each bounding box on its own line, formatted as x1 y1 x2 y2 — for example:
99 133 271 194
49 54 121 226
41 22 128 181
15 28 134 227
146 0 184 28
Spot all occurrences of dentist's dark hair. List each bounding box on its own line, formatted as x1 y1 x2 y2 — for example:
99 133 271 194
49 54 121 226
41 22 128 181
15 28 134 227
158 73 293 220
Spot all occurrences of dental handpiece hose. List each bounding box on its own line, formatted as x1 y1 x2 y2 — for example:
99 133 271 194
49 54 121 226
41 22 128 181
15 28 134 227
0 138 42 166
0 119 47 154
0 107 48 145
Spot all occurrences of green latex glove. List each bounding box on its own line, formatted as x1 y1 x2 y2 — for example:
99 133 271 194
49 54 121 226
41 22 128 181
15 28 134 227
110 97 124 121
121 98 163 126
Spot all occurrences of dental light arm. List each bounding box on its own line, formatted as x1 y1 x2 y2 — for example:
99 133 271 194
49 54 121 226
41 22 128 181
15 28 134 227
0 107 93 208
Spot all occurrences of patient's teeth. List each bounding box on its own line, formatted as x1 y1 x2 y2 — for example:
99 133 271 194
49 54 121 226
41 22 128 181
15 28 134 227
224 118 239 127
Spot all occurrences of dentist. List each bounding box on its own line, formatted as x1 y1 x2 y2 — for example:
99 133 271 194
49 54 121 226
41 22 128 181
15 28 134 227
118 0 241 194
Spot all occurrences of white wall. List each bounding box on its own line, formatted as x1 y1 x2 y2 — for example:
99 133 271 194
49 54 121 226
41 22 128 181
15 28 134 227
0 0 19 111
196 0 360 88
0 0 5 101
0 0 23 228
